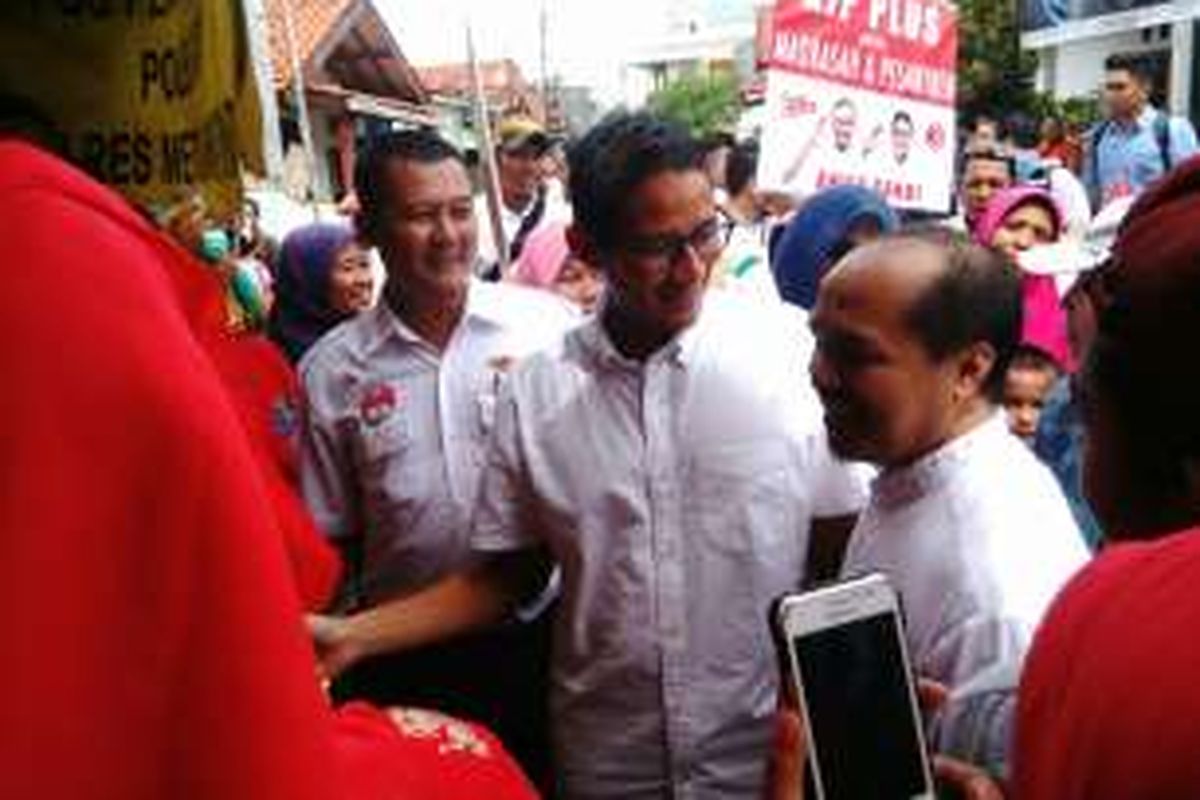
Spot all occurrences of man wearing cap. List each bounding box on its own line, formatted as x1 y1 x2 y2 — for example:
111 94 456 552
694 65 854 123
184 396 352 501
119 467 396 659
475 116 566 278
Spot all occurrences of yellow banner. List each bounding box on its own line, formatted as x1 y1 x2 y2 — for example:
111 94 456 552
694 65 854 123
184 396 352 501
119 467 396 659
0 0 264 221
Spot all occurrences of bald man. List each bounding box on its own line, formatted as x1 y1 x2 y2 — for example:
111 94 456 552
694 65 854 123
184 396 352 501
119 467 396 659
808 237 1087 776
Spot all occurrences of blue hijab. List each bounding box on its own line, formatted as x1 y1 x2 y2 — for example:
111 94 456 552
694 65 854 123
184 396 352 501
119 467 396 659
771 186 899 310
268 222 357 363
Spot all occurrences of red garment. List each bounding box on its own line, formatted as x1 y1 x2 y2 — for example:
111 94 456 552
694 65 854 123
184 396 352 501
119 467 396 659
1038 140 1081 173
1014 526 1200 798
334 703 540 800
207 330 341 610
0 139 536 800
0 138 337 800
136 198 341 610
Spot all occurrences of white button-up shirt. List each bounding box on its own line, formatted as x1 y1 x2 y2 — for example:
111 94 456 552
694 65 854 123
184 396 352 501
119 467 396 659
298 281 577 605
840 414 1088 769
472 292 867 799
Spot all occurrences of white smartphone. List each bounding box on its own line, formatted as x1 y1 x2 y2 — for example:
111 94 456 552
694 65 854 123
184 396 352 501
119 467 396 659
773 573 934 800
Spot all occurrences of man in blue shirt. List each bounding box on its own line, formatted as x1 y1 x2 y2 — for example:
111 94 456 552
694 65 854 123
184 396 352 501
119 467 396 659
1083 53 1199 209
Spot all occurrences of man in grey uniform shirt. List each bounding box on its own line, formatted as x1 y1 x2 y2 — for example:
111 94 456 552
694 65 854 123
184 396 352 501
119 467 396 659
299 129 573 778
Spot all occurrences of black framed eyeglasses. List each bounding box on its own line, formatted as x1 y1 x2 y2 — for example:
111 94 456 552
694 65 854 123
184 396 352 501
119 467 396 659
622 216 734 268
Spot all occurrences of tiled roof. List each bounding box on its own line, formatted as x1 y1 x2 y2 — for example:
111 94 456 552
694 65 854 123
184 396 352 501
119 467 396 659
417 59 529 96
264 0 427 104
265 0 355 90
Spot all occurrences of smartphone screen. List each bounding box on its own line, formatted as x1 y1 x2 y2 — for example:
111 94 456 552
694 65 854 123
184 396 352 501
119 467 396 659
792 610 928 800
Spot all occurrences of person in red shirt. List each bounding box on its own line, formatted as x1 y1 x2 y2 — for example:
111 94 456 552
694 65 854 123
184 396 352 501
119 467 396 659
1013 154 1200 799
0 135 537 800
1037 117 1081 174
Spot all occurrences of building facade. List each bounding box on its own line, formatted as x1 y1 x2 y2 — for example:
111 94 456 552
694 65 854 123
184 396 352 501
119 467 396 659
265 0 435 203
1022 0 1200 119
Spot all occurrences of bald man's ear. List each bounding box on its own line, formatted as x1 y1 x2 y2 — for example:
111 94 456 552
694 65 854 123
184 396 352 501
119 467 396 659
954 341 998 403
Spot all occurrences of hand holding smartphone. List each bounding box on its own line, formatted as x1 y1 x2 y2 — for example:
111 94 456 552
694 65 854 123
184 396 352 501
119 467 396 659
771 574 934 800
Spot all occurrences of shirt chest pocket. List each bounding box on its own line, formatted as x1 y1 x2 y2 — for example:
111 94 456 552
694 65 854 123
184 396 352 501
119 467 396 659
354 411 430 511
687 441 797 557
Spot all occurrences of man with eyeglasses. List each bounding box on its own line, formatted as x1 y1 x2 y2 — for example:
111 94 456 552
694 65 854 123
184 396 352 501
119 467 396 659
309 112 867 799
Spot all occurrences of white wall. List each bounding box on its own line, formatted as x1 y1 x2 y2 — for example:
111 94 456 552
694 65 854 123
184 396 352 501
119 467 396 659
1046 30 1152 99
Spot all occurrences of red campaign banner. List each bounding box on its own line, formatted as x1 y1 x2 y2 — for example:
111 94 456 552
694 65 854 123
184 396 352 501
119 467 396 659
767 0 958 108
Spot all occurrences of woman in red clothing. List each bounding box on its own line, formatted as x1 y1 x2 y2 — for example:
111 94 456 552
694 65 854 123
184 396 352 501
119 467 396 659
1037 117 1082 174
0 137 537 800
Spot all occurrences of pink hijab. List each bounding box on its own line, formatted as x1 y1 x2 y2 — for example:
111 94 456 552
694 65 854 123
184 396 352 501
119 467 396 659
510 221 571 288
974 186 1074 371
972 185 1065 250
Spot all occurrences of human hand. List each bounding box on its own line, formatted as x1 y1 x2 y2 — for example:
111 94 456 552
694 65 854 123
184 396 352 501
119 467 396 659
933 754 1006 800
765 707 805 800
765 679 1005 800
307 613 364 681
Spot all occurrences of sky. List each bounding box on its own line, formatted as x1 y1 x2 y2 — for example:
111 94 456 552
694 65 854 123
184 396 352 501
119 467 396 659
378 0 756 106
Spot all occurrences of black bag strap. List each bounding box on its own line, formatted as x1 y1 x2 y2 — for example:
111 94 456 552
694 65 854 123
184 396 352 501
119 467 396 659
1086 120 1111 210
1153 112 1172 173
508 185 548 262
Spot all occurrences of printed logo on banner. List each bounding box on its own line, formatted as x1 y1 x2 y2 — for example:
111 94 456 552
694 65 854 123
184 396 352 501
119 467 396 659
756 0 959 213
926 121 947 152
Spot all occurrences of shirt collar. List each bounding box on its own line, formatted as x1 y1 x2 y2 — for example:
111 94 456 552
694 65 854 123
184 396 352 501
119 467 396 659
1116 105 1157 132
462 280 509 329
361 279 500 355
504 195 536 223
870 412 1006 509
574 294 709 372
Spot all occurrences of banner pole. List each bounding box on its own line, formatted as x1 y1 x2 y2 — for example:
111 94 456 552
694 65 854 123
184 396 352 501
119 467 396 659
467 21 511 277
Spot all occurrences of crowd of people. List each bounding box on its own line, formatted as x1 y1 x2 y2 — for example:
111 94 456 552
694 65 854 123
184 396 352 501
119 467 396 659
6 36 1200 800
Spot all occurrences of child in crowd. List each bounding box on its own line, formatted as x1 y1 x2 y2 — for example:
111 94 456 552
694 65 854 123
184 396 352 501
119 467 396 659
1004 345 1062 444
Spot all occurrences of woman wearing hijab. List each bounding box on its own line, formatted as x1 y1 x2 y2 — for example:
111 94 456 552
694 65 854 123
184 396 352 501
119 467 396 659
973 185 1074 372
269 222 374 363
771 185 899 312
0 138 536 800
508 220 603 313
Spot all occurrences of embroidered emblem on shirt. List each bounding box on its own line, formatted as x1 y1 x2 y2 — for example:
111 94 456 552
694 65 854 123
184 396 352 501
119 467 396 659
270 396 299 439
359 382 400 428
387 708 493 758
